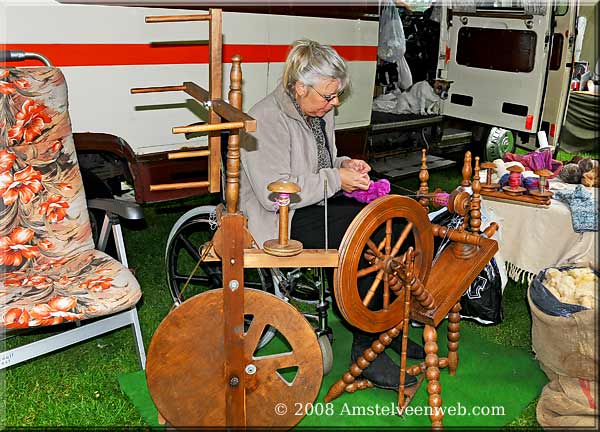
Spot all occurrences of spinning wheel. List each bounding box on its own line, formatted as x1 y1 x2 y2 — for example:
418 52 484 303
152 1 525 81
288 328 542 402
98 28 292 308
146 288 323 428
334 195 434 333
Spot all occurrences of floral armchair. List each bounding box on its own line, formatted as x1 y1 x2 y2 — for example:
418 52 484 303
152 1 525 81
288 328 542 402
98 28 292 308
0 60 145 368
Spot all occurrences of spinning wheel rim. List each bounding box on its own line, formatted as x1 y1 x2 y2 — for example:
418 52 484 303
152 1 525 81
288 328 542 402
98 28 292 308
146 288 323 428
334 195 434 333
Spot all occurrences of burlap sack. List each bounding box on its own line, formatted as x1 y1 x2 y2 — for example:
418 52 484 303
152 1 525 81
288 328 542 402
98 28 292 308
536 376 597 428
528 288 598 428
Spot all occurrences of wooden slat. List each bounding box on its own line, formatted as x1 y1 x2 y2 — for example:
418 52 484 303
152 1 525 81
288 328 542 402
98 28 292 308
145 14 212 23
130 85 186 94
149 180 210 191
167 149 210 160
208 8 222 194
183 81 210 103
172 121 245 135
212 99 257 132
243 249 339 268
410 237 498 326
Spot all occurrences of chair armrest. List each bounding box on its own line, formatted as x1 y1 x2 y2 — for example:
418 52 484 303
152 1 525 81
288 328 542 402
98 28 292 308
87 198 144 221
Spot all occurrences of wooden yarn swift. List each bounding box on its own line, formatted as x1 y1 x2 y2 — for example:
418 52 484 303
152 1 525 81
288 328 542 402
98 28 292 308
132 10 323 429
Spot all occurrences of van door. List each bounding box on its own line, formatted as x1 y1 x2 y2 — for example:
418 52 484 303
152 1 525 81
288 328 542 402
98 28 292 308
539 0 578 147
440 1 554 136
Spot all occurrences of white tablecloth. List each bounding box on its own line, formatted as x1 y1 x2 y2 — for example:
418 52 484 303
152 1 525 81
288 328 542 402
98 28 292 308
481 182 597 283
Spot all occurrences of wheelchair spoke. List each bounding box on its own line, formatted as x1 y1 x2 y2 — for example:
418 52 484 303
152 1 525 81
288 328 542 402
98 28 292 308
179 234 202 262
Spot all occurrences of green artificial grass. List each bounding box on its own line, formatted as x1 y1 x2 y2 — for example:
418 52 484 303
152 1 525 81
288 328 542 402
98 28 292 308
1 165 548 428
118 306 547 429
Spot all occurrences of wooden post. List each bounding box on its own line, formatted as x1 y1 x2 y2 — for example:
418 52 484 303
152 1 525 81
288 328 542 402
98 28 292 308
418 148 430 210
208 8 223 194
226 55 242 214
470 157 481 235
461 151 472 187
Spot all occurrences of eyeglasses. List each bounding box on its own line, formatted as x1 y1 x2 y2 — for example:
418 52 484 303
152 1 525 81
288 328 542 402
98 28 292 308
309 85 344 103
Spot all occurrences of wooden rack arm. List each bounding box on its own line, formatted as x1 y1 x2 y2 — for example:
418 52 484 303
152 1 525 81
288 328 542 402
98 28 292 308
167 149 210 160
145 14 212 23
173 121 245 134
130 85 186 94
182 82 210 103
211 99 257 132
149 180 210 191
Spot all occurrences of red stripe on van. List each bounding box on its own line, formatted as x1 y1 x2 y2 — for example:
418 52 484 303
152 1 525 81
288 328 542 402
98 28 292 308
2 44 377 67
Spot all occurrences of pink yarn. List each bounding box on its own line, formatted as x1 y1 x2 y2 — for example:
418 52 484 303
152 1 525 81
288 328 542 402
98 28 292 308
343 179 391 203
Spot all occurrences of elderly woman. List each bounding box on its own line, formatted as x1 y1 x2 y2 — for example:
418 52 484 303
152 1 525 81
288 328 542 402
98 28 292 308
240 39 423 390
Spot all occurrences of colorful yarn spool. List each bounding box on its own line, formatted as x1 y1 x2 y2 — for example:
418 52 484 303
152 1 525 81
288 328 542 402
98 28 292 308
432 191 450 207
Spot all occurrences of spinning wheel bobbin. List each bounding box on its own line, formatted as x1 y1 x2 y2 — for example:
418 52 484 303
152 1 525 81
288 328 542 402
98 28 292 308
502 165 526 196
480 161 499 192
529 169 554 201
263 180 303 257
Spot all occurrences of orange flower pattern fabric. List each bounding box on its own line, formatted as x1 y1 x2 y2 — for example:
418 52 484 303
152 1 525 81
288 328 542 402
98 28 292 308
0 67 140 329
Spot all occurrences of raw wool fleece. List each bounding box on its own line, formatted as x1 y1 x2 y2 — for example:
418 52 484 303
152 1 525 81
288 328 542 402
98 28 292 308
528 289 598 427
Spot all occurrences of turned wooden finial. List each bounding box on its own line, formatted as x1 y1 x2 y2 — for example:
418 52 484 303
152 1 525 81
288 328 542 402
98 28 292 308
470 156 481 235
461 151 472 187
418 148 430 210
225 55 243 214
263 181 303 256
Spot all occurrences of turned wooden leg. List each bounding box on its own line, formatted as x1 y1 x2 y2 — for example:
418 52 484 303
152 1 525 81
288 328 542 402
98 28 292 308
424 325 443 428
447 302 461 376
324 322 403 402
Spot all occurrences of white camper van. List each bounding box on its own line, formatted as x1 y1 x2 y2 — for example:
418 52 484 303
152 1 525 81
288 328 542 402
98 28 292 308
369 0 582 173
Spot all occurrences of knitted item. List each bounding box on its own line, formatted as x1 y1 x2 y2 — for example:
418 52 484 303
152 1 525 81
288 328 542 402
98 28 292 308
504 150 563 178
344 179 391 203
554 185 598 233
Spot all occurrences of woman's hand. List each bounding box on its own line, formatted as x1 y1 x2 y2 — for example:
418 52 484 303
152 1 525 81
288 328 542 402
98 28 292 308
341 159 371 175
339 167 370 192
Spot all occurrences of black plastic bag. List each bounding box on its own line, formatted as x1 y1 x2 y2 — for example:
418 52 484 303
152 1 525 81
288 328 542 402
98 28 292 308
529 266 594 317
431 209 504 325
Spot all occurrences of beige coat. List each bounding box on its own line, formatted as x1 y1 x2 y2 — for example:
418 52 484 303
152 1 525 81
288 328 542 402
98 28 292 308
240 84 349 246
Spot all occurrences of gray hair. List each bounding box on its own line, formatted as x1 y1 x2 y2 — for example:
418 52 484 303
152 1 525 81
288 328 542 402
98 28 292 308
282 39 350 94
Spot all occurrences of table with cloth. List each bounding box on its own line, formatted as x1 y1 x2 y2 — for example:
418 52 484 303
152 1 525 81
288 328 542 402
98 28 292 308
480 180 597 283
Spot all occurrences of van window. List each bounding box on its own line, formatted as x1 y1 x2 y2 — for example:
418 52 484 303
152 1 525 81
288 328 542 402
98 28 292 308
456 27 536 72
554 4 569 16
549 33 565 70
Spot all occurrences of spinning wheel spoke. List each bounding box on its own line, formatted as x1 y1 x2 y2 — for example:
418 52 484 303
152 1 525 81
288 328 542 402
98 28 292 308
385 219 392 255
383 273 390 310
390 222 413 258
362 269 384 307
366 239 384 259
356 263 382 278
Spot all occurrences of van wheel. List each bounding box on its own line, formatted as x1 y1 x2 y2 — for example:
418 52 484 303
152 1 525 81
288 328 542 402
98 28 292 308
485 127 515 161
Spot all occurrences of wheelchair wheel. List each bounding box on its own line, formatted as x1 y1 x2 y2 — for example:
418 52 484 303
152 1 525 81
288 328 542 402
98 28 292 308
318 334 333 375
165 206 273 304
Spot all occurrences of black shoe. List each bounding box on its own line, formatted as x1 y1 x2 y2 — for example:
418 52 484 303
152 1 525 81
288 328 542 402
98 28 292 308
389 335 425 359
351 336 417 390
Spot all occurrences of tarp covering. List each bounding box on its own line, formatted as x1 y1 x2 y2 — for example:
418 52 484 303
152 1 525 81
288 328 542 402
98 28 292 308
559 91 600 154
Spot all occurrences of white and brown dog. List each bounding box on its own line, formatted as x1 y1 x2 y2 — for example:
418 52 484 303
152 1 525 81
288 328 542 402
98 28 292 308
373 79 453 116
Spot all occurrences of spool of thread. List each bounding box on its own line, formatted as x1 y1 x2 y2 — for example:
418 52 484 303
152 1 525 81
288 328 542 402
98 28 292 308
508 171 521 188
432 191 450 207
